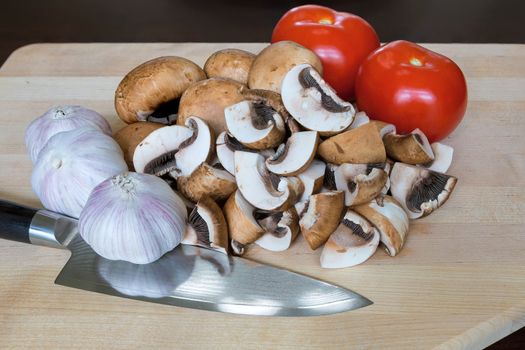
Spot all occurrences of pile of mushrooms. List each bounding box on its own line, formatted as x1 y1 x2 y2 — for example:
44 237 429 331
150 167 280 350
112 41 458 269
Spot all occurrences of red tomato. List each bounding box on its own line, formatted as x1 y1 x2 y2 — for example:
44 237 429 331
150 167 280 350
272 5 379 101
355 40 467 142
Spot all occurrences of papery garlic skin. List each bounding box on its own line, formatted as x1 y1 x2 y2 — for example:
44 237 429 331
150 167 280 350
25 105 112 163
79 172 187 264
31 127 127 218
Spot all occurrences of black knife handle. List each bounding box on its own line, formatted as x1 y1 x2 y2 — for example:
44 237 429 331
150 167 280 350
0 200 37 244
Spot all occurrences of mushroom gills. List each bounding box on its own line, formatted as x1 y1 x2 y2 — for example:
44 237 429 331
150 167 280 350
353 195 409 257
224 100 285 149
255 208 300 251
182 197 229 254
173 116 214 177
390 162 457 219
216 132 274 175
298 67 352 113
234 151 296 211
333 163 388 206
133 125 193 176
320 210 380 268
383 128 434 165
265 131 319 176
281 64 355 136
146 99 180 125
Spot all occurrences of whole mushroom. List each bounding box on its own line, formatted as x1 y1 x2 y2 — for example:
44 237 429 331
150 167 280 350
177 78 247 135
204 49 256 85
248 41 323 93
115 56 206 124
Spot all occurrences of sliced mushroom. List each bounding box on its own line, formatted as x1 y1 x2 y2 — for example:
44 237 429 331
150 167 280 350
248 41 323 93
350 111 370 129
297 159 326 202
254 207 300 252
265 131 319 176
318 122 386 164
182 197 229 254
223 190 265 254
172 116 214 177
114 122 163 169
234 151 297 211
132 125 193 176
242 88 301 136
115 56 206 124
384 129 434 165
353 195 409 257
216 132 274 175
381 160 393 194
177 162 237 203
204 48 256 85
422 143 454 173
224 100 285 149
320 210 380 268
370 120 396 138
390 162 457 219
281 64 355 136
299 191 345 250
177 78 247 135
333 163 389 206
323 163 338 191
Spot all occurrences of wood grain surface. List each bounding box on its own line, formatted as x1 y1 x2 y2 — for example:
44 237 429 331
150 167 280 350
0 43 524 349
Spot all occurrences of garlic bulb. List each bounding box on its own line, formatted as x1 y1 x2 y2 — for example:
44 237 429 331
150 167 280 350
31 127 127 218
25 105 112 163
79 172 187 264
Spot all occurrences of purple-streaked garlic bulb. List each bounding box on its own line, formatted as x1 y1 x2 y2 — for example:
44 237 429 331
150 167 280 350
79 172 187 264
31 127 128 218
25 105 112 163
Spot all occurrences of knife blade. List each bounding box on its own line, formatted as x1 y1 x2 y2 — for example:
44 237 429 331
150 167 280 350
0 200 372 316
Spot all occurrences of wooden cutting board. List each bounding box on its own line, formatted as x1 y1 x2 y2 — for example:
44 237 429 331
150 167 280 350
0 43 524 349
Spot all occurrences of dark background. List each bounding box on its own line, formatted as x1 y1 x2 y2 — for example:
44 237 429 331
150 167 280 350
1 0 524 64
0 0 524 348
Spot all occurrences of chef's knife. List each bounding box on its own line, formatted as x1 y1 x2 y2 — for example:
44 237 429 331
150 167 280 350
0 199 372 316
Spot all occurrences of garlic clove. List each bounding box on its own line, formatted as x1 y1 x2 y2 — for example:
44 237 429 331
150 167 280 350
79 172 187 264
25 105 112 163
31 127 127 218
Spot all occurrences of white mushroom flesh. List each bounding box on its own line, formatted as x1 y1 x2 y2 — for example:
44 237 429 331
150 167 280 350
297 159 326 202
390 162 457 219
174 116 213 177
224 100 285 146
234 151 292 211
265 131 318 176
133 125 193 175
281 64 355 135
320 210 380 268
422 142 454 173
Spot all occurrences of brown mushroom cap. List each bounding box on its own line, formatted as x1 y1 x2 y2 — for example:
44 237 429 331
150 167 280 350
318 122 386 164
113 122 163 169
115 56 206 124
177 78 247 135
177 162 237 203
204 49 256 85
248 41 323 93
